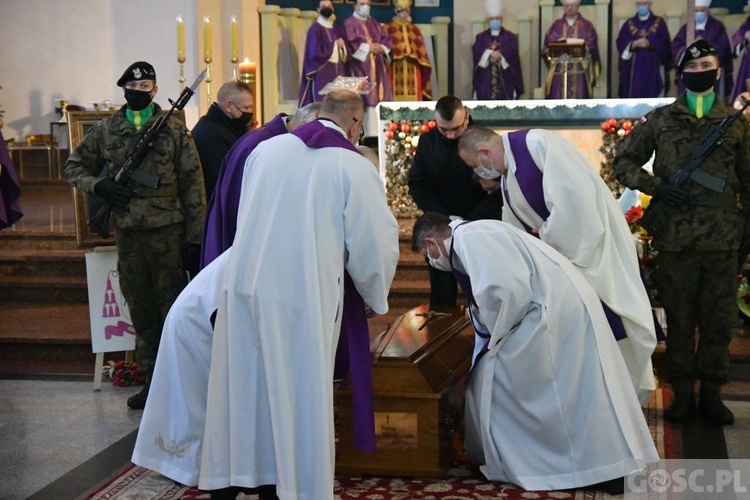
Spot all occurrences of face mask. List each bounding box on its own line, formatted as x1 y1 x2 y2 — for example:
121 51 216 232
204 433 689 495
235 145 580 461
230 112 253 133
124 88 153 111
636 6 650 16
489 19 501 31
320 7 333 18
695 11 707 24
357 4 370 17
427 236 452 272
682 68 718 93
474 152 502 180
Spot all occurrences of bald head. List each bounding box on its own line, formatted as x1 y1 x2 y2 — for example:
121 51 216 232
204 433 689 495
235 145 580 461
458 126 506 183
288 101 321 131
458 126 500 159
319 90 365 143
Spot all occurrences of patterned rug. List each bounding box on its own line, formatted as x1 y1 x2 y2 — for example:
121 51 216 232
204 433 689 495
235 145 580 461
80 389 672 500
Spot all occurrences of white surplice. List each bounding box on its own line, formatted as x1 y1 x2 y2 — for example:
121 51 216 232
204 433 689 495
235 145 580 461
501 129 656 401
198 121 399 499
130 250 229 486
455 221 659 491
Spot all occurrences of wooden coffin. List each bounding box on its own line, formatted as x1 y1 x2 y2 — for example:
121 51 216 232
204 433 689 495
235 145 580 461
335 304 474 478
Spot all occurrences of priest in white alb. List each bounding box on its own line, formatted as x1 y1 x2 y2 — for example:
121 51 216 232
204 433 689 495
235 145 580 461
459 126 657 403
198 90 399 500
412 213 659 493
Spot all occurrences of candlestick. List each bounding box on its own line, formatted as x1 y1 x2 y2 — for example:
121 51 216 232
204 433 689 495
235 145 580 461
203 16 212 64
239 57 252 79
230 16 239 80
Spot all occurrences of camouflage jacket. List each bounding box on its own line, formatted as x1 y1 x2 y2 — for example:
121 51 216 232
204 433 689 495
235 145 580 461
64 104 206 243
614 95 750 252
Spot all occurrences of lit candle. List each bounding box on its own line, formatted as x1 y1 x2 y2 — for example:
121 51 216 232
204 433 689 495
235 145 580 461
239 57 252 75
176 16 185 63
203 16 212 63
230 16 239 62
249 61 256 74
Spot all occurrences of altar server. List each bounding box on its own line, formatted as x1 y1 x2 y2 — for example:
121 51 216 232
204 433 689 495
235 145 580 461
412 213 659 493
459 126 657 402
615 0 673 98
472 0 524 100
198 90 399 499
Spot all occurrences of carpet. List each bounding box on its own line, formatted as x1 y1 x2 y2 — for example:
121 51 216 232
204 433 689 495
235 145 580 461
81 389 671 500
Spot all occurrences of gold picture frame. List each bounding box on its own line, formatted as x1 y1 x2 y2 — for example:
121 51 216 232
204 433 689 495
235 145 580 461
67 110 117 249
67 109 185 249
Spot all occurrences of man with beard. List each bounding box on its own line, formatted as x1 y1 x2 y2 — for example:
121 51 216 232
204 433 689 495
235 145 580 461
407 96 502 306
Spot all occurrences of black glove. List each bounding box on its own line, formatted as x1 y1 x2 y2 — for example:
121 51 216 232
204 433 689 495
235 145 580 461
94 178 132 209
654 180 688 208
181 243 201 279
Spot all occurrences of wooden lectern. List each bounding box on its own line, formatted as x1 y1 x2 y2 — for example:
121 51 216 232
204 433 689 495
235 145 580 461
335 304 475 477
546 39 590 99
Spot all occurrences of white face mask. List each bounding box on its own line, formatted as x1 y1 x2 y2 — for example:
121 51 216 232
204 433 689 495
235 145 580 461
474 152 502 180
357 4 370 17
427 236 452 272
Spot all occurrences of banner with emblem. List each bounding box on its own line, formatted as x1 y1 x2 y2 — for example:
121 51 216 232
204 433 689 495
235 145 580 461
85 249 136 353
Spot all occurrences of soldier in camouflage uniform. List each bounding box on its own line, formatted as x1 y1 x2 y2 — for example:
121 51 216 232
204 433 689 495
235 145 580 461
615 40 750 425
64 61 206 410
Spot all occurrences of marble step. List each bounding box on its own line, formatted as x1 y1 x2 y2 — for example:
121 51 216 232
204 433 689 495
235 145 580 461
0 249 87 277
0 274 89 303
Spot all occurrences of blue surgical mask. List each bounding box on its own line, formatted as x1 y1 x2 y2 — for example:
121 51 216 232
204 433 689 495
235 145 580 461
636 6 650 17
357 4 370 17
474 153 501 180
489 19 501 31
695 11 707 24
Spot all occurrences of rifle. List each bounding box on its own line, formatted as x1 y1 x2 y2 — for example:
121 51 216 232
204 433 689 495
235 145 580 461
639 96 750 238
89 69 207 238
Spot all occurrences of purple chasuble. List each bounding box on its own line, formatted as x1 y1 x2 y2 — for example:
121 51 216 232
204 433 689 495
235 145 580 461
731 16 750 103
0 129 23 230
615 13 673 98
299 21 346 106
342 15 394 107
292 120 376 452
543 15 600 99
472 29 524 100
505 130 627 341
200 114 289 268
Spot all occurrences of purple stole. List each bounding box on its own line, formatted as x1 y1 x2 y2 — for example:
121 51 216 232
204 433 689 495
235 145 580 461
0 129 23 229
291 120 375 452
503 130 627 341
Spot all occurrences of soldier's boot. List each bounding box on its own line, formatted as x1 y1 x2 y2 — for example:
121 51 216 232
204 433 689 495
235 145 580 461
127 375 151 410
664 382 695 423
699 380 734 426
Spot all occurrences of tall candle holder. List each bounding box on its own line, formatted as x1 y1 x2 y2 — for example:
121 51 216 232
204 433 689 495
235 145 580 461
177 16 186 91
204 16 213 107
230 15 239 81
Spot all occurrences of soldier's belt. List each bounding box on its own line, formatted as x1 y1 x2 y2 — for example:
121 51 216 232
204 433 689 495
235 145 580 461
131 185 178 198
691 194 737 207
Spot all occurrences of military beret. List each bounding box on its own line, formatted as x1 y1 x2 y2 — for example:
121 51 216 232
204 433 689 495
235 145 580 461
678 39 718 73
116 61 157 87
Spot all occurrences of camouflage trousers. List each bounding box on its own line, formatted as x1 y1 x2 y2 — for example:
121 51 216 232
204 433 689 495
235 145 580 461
115 223 188 375
657 250 737 385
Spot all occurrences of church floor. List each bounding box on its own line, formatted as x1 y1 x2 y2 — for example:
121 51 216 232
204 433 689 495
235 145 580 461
2 374 750 500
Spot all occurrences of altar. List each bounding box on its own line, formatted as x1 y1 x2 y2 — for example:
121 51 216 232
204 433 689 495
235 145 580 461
376 98 674 217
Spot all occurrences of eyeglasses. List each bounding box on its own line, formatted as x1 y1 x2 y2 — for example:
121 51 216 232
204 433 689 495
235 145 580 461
437 114 468 135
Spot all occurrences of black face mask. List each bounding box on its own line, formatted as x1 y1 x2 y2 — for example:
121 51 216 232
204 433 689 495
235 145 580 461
229 112 253 134
124 88 153 111
682 69 718 93
320 7 334 18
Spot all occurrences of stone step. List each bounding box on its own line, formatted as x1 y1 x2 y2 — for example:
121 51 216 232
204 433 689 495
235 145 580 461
0 249 87 277
0 231 78 251
0 275 88 303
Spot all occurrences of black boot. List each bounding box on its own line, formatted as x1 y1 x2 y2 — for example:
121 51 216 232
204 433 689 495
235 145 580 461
127 377 150 410
663 390 695 423
699 381 734 425
587 476 625 495
208 486 242 500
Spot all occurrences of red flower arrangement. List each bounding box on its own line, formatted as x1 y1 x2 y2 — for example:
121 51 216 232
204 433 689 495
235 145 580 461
104 360 147 387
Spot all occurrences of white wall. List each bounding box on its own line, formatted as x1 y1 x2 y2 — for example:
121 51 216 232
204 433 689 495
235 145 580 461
0 0 201 142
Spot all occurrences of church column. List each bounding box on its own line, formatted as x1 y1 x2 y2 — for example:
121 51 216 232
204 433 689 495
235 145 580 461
593 0 610 98
518 16 533 99
538 0 555 99
432 17 451 98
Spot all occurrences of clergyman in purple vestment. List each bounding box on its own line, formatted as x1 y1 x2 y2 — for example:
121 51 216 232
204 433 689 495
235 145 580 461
542 1 601 99
616 5 673 98
342 1 393 107
0 129 23 230
672 12 733 100
200 104 319 268
473 30 524 100
298 2 347 106
730 14 750 103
